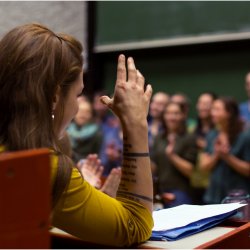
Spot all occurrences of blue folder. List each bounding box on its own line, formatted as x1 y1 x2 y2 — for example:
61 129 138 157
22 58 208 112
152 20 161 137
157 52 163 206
150 210 236 241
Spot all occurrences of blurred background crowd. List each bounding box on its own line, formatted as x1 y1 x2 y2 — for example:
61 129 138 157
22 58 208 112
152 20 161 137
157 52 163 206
62 71 250 210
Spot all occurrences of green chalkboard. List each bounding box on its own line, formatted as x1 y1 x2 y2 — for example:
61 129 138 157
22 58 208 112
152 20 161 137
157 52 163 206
101 48 250 119
96 2 250 46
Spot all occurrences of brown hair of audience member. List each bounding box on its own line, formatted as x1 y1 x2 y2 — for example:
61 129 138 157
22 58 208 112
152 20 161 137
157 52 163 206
216 96 243 145
0 23 83 208
161 101 187 137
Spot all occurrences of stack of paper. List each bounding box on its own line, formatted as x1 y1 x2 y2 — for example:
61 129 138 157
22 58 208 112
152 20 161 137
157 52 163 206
151 203 246 241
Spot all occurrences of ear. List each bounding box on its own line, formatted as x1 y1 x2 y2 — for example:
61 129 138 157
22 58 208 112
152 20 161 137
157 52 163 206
52 86 61 111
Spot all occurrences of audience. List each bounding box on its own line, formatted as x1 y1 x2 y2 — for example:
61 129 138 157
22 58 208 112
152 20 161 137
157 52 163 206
239 72 250 130
151 101 198 208
66 88 249 209
200 97 250 204
67 96 103 163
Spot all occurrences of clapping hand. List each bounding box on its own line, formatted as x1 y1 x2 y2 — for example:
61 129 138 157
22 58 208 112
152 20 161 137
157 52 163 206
214 134 230 158
165 134 176 156
77 154 121 197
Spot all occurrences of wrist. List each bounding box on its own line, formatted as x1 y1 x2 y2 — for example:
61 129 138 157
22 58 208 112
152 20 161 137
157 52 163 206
121 119 148 132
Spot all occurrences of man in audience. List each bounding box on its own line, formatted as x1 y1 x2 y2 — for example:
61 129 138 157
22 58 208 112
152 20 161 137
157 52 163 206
148 92 170 153
239 72 250 130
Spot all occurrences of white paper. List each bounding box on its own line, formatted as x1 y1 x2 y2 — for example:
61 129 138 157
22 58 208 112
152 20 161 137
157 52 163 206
153 203 246 231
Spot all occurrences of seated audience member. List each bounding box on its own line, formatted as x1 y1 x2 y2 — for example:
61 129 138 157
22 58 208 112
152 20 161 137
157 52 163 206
148 92 170 153
171 93 197 133
200 97 250 204
191 92 217 204
151 101 198 208
239 72 250 130
0 24 154 246
67 96 103 163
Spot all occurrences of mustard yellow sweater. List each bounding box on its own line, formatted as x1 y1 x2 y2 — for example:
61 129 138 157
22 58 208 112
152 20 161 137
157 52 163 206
51 153 153 246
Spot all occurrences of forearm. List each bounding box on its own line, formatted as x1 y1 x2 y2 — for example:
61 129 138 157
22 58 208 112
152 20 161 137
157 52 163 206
168 153 193 178
200 153 219 172
222 154 250 177
117 121 153 212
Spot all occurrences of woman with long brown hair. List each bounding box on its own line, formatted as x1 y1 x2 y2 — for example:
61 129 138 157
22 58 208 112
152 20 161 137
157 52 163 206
151 101 198 208
200 96 250 204
0 23 153 246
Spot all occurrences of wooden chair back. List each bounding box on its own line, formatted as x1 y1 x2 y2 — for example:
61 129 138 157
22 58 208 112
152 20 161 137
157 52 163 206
0 148 51 248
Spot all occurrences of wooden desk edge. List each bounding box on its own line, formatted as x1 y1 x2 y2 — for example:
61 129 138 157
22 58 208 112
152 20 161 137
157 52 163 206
50 222 250 249
195 222 250 249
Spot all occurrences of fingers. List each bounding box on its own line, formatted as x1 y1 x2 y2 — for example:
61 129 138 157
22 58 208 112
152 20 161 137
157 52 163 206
136 70 145 90
96 164 104 178
127 57 137 85
116 54 126 84
144 84 153 100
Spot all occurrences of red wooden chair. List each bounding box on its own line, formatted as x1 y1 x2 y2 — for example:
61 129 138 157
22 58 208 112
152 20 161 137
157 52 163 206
0 148 51 248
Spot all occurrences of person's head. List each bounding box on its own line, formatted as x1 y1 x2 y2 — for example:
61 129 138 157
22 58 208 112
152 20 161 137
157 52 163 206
170 93 190 117
0 23 83 151
196 92 217 120
0 23 84 208
211 96 243 143
245 72 250 99
149 92 170 119
163 101 186 134
74 97 93 127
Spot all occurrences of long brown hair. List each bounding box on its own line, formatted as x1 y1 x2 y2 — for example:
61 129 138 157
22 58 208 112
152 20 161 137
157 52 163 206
218 96 243 145
0 23 83 208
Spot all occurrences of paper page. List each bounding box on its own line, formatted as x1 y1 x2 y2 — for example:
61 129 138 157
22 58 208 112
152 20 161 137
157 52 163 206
153 203 246 231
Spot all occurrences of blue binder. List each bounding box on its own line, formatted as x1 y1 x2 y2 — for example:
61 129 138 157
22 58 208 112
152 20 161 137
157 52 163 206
150 210 237 241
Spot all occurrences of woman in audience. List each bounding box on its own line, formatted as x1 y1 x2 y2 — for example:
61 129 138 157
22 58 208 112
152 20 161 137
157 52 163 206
0 23 153 246
151 101 198 208
200 97 250 204
67 96 103 163
191 92 217 204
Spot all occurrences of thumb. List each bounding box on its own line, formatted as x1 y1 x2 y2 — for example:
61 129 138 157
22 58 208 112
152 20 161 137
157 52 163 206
100 96 113 109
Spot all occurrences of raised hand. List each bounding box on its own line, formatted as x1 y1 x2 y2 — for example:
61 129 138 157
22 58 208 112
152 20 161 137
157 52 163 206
100 55 152 126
